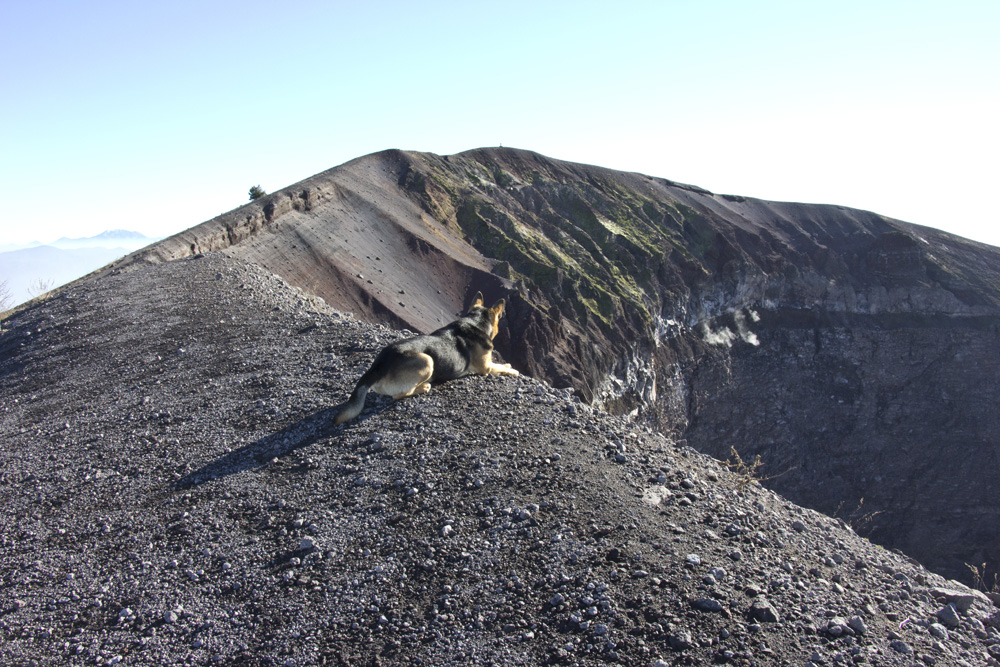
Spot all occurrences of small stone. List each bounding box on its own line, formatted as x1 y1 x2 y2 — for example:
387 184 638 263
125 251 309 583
685 554 701 566
889 640 912 654
748 598 780 623
729 550 743 561
928 622 949 640
164 611 178 624
937 603 961 628
847 615 868 635
827 616 854 636
299 537 315 551
668 630 693 650
928 587 982 612
549 593 565 607
692 598 724 613
792 520 806 532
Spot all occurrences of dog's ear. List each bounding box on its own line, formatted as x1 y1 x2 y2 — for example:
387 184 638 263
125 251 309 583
471 292 484 308
490 299 506 318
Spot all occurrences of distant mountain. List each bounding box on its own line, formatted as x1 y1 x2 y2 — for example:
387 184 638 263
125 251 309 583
50 229 154 250
0 240 41 253
0 230 157 307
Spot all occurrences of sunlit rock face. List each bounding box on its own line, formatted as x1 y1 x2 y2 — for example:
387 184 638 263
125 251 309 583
132 147 1000 583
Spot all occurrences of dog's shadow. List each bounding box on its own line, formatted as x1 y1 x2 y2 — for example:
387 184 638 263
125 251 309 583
174 399 390 489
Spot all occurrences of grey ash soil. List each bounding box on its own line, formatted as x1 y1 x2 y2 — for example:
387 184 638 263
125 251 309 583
130 147 1000 586
2 252 1000 666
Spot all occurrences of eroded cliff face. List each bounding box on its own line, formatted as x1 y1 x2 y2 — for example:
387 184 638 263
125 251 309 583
123 147 1000 583
681 309 1000 582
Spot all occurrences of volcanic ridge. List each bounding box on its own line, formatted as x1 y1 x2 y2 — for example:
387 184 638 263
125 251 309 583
2 147 1000 666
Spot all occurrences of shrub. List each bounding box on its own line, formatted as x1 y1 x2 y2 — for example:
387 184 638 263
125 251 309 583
0 279 12 313
28 278 54 299
249 185 266 201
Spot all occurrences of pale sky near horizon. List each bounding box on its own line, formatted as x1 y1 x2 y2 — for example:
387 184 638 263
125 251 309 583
2 1 998 247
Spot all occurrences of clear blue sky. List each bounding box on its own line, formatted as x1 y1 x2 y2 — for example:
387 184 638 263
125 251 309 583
2 1 998 246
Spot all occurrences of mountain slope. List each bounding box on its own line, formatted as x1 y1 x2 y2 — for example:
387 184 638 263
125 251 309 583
114 147 1000 585
2 253 998 665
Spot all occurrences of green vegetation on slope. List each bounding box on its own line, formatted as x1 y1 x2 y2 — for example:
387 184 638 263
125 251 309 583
402 151 726 337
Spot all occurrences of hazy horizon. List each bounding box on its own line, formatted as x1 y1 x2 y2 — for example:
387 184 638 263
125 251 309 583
2 1 997 247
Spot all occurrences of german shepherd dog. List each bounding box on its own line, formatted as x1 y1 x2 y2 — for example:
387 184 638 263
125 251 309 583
333 292 519 424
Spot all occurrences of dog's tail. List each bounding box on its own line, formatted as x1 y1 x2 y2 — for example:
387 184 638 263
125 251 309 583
333 384 368 425
333 367 379 425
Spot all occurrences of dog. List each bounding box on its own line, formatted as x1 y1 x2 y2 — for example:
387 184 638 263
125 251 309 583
333 292 519 424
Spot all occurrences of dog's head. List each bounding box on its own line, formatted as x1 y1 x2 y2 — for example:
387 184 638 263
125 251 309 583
469 292 505 340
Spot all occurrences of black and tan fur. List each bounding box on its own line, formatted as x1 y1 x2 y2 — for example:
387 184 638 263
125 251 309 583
333 292 519 425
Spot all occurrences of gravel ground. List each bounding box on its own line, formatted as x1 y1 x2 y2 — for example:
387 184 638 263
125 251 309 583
2 252 999 666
